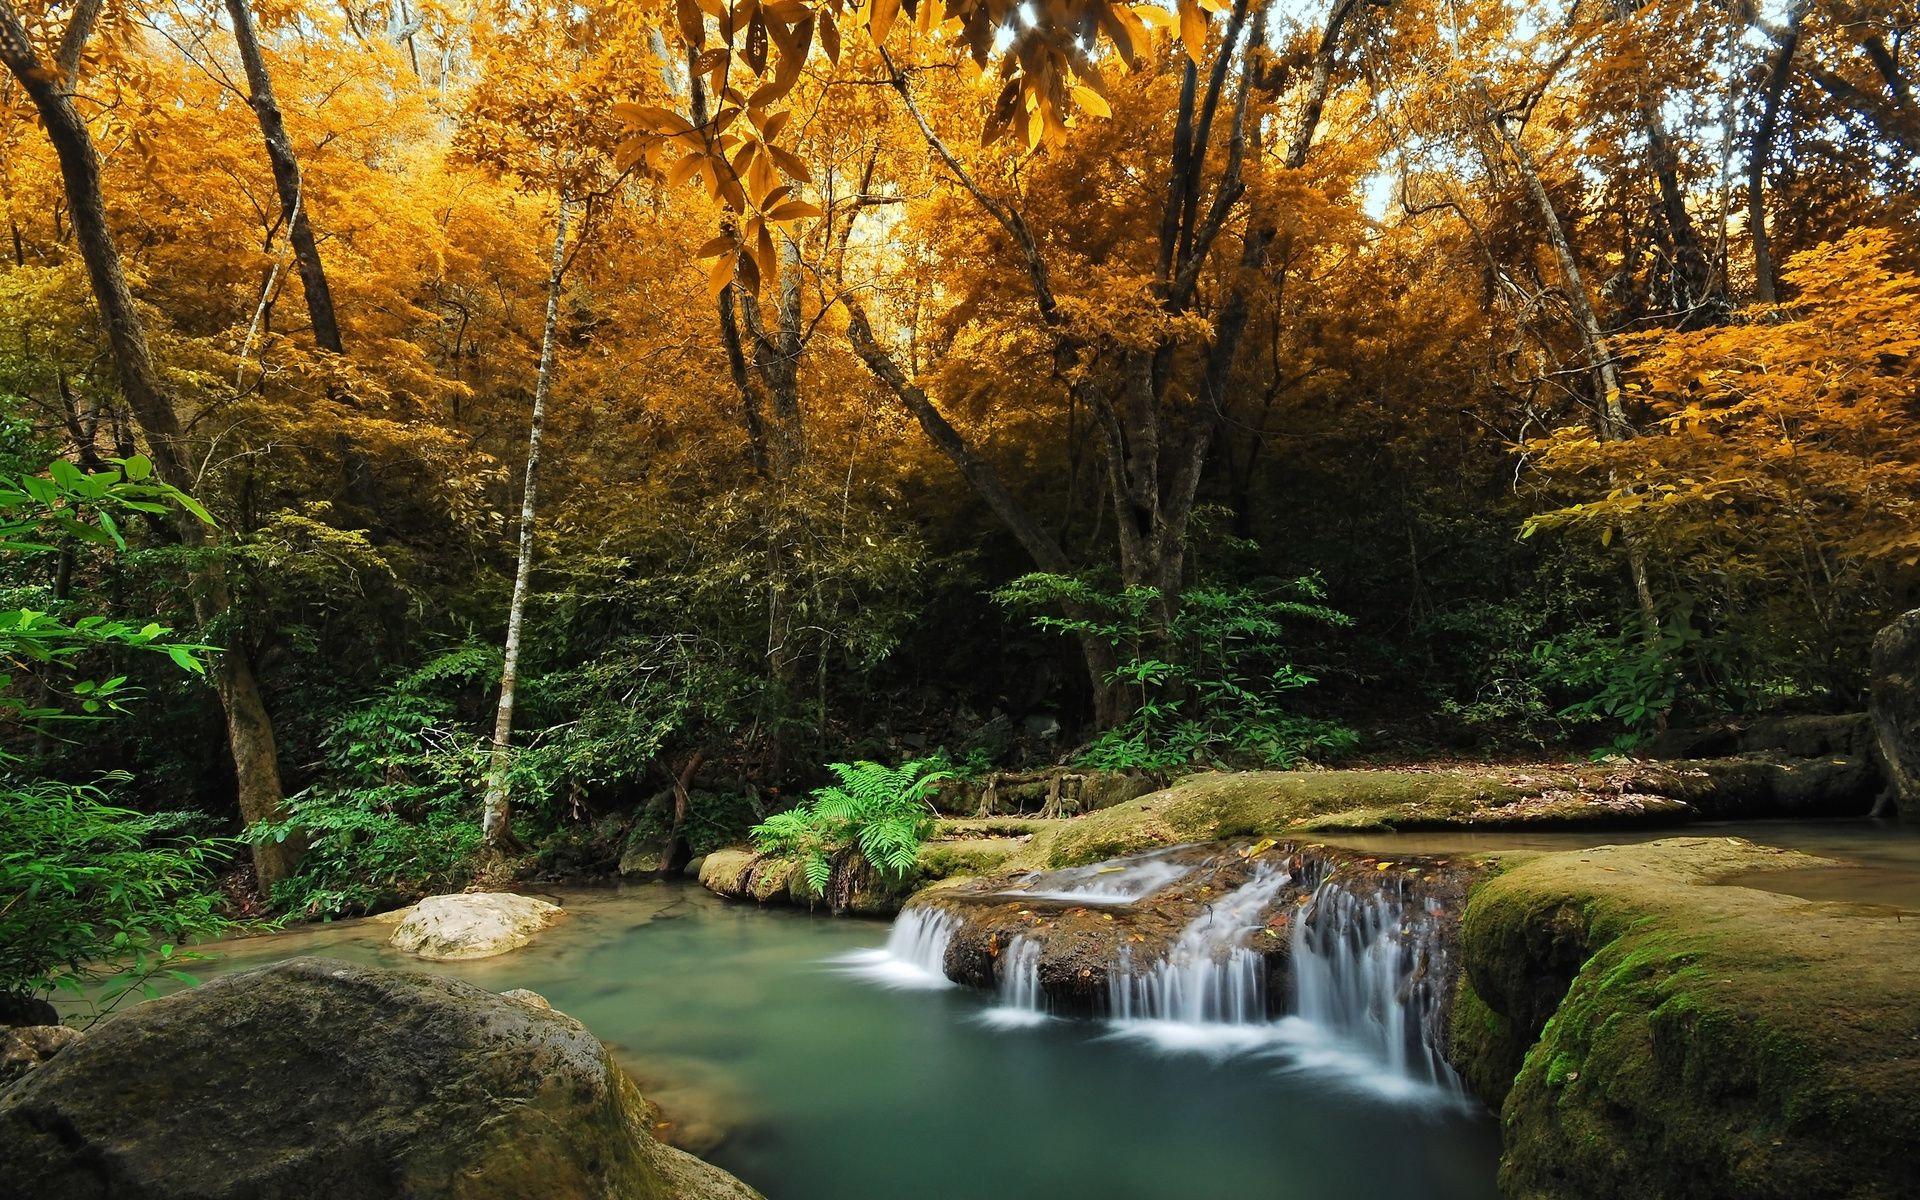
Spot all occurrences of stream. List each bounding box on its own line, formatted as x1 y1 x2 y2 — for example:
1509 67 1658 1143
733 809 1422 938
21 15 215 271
128 817 1920 1200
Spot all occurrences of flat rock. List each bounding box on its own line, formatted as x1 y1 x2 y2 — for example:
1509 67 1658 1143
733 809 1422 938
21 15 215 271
389 892 562 960
0 956 761 1200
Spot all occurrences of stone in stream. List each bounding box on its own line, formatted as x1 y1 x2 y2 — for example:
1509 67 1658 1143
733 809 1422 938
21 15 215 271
0 956 761 1200
0 1024 81 1089
388 891 562 960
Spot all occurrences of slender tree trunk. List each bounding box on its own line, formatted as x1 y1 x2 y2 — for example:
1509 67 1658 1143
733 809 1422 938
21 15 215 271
1750 6 1803 304
226 0 342 354
0 0 298 890
1483 87 1660 641
480 194 571 852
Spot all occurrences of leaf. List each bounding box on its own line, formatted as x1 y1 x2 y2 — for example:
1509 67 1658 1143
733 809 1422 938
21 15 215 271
1178 0 1206 62
764 199 822 222
868 0 901 44
707 253 737 299
611 103 696 137
1133 3 1175 28
668 151 709 190
695 234 735 259
819 8 841 62
766 143 812 182
1072 85 1111 119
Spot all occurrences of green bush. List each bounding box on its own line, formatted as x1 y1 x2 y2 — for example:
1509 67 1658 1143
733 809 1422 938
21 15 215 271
0 775 229 1008
750 757 952 894
994 573 1356 770
0 455 230 1012
249 646 498 917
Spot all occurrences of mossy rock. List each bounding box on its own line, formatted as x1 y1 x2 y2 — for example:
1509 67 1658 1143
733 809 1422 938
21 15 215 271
1452 838 1920 1200
695 846 918 915
0 957 760 1200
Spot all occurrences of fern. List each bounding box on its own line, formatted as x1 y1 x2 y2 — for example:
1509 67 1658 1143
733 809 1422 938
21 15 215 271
748 756 952 897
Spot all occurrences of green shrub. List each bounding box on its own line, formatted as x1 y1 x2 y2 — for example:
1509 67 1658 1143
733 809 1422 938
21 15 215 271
994 573 1355 770
0 775 230 1008
0 455 229 1012
750 757 952 894
249 646 498 917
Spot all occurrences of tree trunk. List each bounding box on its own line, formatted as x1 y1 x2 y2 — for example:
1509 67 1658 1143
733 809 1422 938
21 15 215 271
226 0 342 354
1482 88 1660 642
481 194 571 851
1749 6 1803 304
0 0 298 891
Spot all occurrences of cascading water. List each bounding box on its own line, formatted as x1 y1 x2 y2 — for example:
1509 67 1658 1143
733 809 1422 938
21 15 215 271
979 936 1048 1028
835 906 959 990
852 842 1469 1099
1106 862 1290 1027
996 847 1197 905
1289 878 1463 1094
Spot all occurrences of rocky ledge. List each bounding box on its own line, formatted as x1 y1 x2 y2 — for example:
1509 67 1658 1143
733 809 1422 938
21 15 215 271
1452 837 1920 1200
700 754 1881 915
0 956 761 1200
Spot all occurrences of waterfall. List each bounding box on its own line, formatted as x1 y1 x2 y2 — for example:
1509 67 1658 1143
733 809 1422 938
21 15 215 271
833 906 959 990
997 847 1197 905
1107 863 1290 1026
978 935 1048 1028
1289 878 1462 1093
849 842 1468 1099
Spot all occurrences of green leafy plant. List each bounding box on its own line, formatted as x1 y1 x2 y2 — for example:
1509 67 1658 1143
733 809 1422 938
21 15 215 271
750 757 953 894
0 455 230 1014
994 573 1356 771
0 774 230 1009
249 645 499 917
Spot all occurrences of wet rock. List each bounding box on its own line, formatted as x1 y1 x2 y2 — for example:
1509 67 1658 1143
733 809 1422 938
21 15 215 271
1872 609 1920 819
916 841 1478 1018
389 892 563 960
0 1024 81 1090
1452 838 1920 1200
0 993 58 1028
0 957 762 1200
697 846 918 915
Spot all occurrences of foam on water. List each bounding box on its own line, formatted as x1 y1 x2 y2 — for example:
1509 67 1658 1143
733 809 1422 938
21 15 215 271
994 848 1197 905
832 906 958 990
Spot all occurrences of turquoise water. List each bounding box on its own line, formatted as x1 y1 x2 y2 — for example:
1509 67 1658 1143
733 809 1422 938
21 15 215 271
187 884 1501 1200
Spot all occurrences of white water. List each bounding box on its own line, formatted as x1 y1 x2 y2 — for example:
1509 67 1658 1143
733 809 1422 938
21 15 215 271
977 935 1049 1029
995 847 1197 904
1291 880 1463 1094
834 907 958 990
855 851 1468 1101
1107 863 1291 1026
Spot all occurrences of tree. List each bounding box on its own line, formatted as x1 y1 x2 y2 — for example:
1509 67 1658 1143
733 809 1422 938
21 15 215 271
0 0 299 890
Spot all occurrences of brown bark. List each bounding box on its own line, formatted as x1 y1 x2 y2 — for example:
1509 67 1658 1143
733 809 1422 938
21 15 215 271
0 0 298 889
226 0 342 354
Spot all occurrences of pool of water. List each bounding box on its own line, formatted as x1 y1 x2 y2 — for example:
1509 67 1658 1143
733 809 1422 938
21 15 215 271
177 884 1501 1200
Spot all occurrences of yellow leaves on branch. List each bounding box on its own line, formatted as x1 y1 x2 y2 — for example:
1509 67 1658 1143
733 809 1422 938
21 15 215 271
1526 228 1920 571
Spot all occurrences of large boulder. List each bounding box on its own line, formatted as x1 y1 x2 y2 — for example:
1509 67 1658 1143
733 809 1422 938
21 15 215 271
389 892 562 960
0 957 761 1200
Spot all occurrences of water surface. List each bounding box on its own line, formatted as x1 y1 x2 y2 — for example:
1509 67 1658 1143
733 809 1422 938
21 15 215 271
187 885 1500 1200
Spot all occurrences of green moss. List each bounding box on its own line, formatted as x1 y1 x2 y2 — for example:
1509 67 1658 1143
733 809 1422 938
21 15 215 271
1455 837 1920 1200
